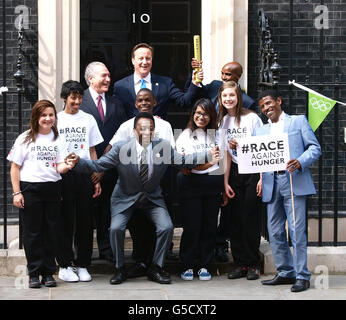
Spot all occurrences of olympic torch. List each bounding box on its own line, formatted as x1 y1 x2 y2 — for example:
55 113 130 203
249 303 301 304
193 35 202 83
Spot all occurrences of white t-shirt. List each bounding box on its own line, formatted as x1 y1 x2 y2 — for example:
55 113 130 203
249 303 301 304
176 128 218 174
7 130 67 182
219 112 263 164
109 117 176 148
57 110 104 160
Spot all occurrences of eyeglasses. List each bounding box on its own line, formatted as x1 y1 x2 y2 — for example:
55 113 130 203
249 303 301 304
194 111 210 119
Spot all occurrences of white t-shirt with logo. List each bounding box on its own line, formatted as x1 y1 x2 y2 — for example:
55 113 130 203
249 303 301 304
176 128 218 174
219 112 263 164
109 117 176 148
57 110 103 160
7 130 67 182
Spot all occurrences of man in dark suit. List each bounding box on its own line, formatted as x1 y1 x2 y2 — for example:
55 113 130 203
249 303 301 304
187 59 257 112
113 43 203 120
67 112 219 285
80 61 127 262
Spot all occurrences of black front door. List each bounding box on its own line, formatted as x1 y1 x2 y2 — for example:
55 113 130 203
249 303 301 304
80 0 202 225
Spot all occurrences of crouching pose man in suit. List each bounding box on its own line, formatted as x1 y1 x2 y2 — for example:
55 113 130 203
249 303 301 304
66 112 219 285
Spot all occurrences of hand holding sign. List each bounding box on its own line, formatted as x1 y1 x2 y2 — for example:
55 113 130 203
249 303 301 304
286 159 301 173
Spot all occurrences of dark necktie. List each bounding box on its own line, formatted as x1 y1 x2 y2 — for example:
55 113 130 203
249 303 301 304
139 148 148 185
97 95 105 122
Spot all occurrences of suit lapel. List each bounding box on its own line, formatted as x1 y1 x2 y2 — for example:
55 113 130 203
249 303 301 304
284 114 292 133
127 75 137 103
104 95 114 124
151 74 160 98
83 89 103 123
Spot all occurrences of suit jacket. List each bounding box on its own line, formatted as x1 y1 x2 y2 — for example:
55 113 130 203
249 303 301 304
184 77 257 112
80 89 127 158
75 138 208 214
203 80 257 112
113 73 201 119
254 114 321 202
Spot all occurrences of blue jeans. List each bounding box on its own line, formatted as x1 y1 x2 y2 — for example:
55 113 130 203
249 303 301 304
266 174 311 281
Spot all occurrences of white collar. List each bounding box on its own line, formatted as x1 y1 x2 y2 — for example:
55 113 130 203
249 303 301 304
134 73 151 85
89 87 105 102
268 111 286 124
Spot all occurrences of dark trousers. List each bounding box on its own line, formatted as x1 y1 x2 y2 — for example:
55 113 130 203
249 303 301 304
179 193 221 270
59 171 94 268
128 169 173 264
178 172 223 270
19 181 65 277
94 170 117 257
215 205 230 249
227 163 261 268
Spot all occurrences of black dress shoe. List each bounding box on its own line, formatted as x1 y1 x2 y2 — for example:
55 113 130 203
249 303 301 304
110 268 127 285
147 265 171 284
127 262 148 278
41 275 57 287
247 267 260 280
29 276 41 289
215 247 229 263
291 279 310 292
261 274 296 285
227 267 248 279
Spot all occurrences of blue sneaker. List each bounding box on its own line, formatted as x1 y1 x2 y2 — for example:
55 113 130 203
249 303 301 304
181 269 194 281
198 268 211 281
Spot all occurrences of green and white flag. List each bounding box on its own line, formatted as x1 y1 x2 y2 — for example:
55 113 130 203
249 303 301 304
289 80 346 131
308 92 336 131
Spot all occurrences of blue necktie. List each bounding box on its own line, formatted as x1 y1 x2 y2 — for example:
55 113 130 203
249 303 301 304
140 79 146 90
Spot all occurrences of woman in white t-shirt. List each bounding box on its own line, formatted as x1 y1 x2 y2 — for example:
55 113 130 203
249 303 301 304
7 100 72 289
176 98 226 281
218 81 263 281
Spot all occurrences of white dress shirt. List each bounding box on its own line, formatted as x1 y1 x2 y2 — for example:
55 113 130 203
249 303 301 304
134 73 152 94
269 111 286 135
89 87 106 116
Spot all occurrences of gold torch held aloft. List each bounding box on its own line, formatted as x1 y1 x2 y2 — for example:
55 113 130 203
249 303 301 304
193 35 202 83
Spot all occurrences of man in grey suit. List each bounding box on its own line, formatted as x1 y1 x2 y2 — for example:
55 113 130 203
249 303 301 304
66 112 219 285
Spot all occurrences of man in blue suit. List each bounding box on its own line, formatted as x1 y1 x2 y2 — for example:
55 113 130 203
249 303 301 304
80 61 127 262
255 89 321 292
113 43 203 120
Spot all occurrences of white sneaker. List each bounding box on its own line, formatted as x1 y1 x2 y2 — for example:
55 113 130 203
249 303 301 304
76 267 92 282
58 267 79 282
198 268 211 281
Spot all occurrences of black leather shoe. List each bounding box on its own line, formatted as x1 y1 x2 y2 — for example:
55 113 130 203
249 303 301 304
228 267 248 279
110 268 127 285
247 267 260 280
41 275 57 287
261 274 296 285
215 247 229 263
147 265 171 284
127 262 148 278
291 279 310 292
29 276 41 289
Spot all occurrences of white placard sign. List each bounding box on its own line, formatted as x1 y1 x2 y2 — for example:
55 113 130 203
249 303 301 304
236 134 290 174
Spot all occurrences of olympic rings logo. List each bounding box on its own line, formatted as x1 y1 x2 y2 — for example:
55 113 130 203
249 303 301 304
310 97 333 112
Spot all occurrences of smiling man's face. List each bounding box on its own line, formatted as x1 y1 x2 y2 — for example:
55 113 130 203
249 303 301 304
259 95 282 123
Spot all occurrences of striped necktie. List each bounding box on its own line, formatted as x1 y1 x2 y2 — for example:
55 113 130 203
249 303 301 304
139 148 148 185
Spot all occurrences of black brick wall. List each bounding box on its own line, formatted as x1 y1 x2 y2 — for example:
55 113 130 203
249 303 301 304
0 0 38 219
248 0 346 213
